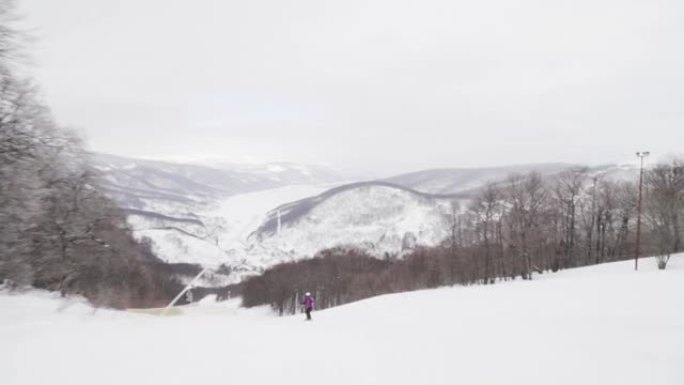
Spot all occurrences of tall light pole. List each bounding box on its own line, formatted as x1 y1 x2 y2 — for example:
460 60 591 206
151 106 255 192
635 151 650 271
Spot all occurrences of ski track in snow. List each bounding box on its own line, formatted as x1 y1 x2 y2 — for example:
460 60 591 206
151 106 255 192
2 255 683 385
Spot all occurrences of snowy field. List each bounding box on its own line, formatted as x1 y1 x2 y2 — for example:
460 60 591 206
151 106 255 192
2 255 683 385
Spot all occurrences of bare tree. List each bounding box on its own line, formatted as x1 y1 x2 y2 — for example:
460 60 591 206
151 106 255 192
443 199 462 284
0 3 182 307
0 72 56 285
468 182 502 283
552 168 588 268
503 172 549 279
644 160 684 269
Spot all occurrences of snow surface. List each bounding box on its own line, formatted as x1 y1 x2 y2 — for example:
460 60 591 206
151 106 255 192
385 163 573 194
2 255 683 385
253 184 455 262
91 153 350 271
93 154 645 281
129 182 461 281
384 163 638 195
131 184 336 266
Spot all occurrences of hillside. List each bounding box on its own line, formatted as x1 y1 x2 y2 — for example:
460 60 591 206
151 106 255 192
385 163 573 194
246 182 463 265
385 163 640 195
89 153 348 272
2 255 682 385
92 153 346 198
85 155 646 284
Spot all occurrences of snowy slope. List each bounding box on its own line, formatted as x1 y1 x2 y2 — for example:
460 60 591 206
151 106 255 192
92 153 345 197
385 163 640 195
2 255 683 385
385 163 573 194
89 153 348 269
246 182 463 265
88 154 642 282
135 184 337 266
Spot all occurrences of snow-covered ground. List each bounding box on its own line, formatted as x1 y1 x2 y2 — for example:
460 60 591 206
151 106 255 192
132 182 460 278
130 184 336 266
253 184 456 262
2 255 683 385
212 184 337 248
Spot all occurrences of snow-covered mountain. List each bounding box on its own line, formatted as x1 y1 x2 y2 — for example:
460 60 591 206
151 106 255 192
237 164 642 272
384 163 574 194
244 182 463 264
88 153 349 282
385 163 641 195
586 163 641 183
92 153 345 199
89 154 643 284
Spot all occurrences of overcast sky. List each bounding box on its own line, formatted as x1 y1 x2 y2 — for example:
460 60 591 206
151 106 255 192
17 0 684 174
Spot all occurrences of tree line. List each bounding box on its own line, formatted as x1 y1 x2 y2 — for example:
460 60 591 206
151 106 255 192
243 161 684 314
459 163 683 281
0 2 184 308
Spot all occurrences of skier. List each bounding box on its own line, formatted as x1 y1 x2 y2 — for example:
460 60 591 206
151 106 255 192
303 292 314 321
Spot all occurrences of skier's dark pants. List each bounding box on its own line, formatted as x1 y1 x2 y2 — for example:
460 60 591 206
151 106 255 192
305 307 312 320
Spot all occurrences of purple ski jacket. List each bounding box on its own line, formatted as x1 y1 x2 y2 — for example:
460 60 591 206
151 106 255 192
304 295 314 309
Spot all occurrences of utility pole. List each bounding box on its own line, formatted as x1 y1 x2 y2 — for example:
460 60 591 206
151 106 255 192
635 151 649 271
